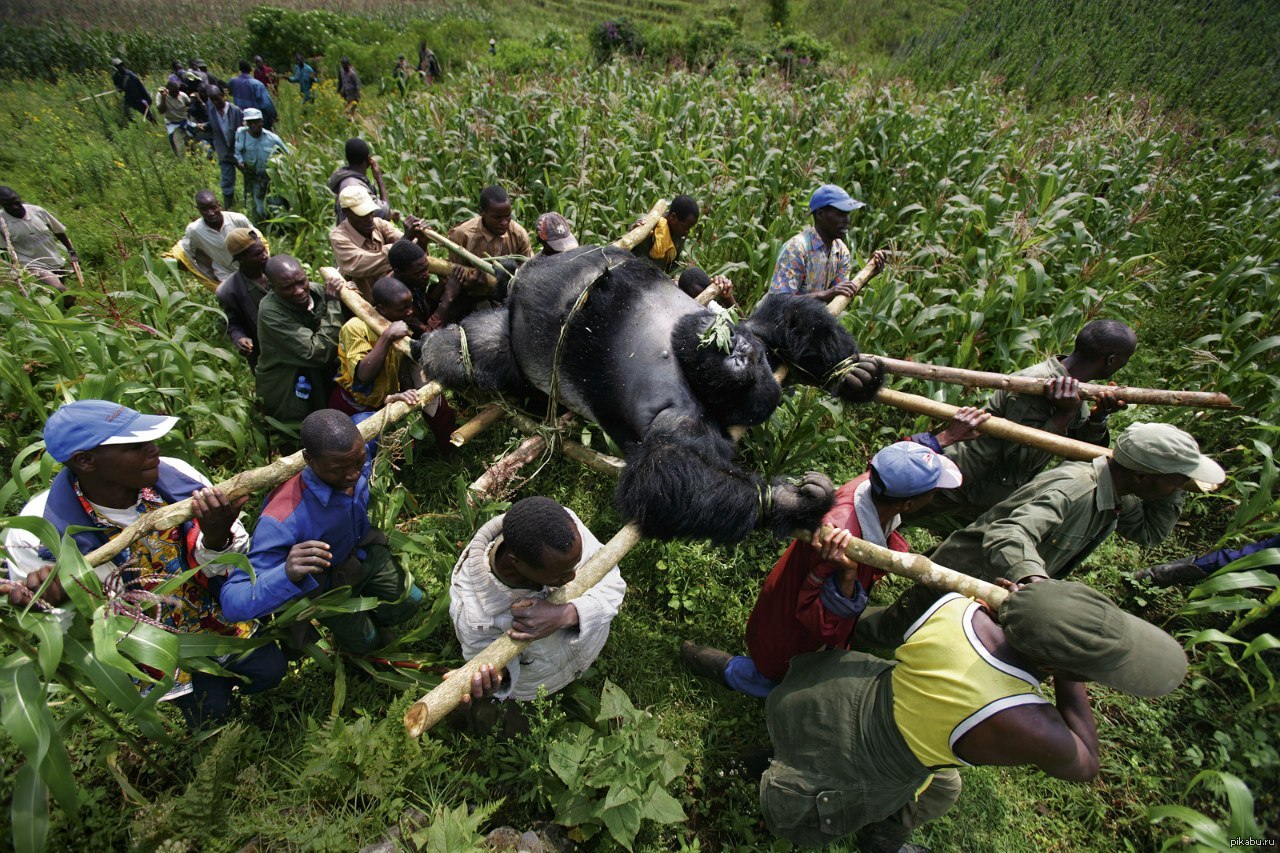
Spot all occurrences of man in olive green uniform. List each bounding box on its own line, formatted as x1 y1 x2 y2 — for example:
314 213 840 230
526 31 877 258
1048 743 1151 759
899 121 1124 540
856 422 1225 648
915 319 1137 532
255 255 348 427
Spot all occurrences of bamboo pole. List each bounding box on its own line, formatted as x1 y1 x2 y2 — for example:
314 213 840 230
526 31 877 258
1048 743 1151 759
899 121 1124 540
812 525 1009 610
71 259 86 288
728 251 887 440
874 387 1219 492
404 521 643 737
613 200 670 251
322 267 413 359
508 412 625 476
450 403 506 447
870 355 1235 410
0 214 28 297
81 385 442 569
417 226 497 279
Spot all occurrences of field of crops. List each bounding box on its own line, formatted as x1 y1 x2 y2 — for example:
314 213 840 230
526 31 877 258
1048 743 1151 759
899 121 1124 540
0 12 1277 853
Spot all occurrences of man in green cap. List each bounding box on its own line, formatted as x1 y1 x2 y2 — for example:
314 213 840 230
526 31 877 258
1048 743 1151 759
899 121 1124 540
857 422 1225 648
760 579 1187 850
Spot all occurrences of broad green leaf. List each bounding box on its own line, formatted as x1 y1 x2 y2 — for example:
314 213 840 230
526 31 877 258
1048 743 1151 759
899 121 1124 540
63 637 170 742
640 782 686 824
91 612 151 682
600 799 642 851
17 614 64 682
11 763 49 853
0 658 78 820
54 532 105 618
1147 804 1229 849
115 620 180 675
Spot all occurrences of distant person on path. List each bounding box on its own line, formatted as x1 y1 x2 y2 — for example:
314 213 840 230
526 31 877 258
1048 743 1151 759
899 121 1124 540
418 42 441 81
253 55 278 93
255 255 348 427
769 184 866 302
338 57 361 117
448 497 625 731
155 79 192 155
234 108 289 218
167 61 187 90
289 53 317 104
110 57 153 122
759 580 1187 849
206 86 244 210
191 59 225 93
216 227 271 369
219 407 426 652
175 189 252 286
327 137 392 225
0 186 78 291
916 320 1137 532
855 422 1226 649
393 54 411 96
227 60 277 129
0 400 286 732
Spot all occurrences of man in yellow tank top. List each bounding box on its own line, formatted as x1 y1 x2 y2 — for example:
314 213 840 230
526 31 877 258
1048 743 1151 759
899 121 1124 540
759 579 1187 851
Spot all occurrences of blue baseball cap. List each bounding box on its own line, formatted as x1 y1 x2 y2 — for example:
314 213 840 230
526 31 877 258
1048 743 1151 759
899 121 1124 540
44 400 178 463
870 441 963 499
808 184 865 213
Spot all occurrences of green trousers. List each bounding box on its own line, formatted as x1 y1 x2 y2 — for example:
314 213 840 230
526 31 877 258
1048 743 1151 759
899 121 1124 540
321 539 424 654
761 650 962 849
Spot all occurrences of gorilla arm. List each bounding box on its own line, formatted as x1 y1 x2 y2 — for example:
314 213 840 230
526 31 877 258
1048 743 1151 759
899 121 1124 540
743 294 883 403
615 409 835 544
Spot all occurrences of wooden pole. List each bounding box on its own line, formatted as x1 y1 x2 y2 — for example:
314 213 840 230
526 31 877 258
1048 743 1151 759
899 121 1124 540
508 412 625 476
450 403 506 447
874 387 1219 493
810 524 1009 610
404 521 643 737
81 385 442 569
613 200 670 251
71 259 86 288
870 355 1235 410
0 214 29 296
728 251 887 440
322 267 413 359
417 226 497 278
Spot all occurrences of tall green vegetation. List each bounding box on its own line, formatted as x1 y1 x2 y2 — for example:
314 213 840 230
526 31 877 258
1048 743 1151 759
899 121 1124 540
0 12 1276 853
897 0 1280 130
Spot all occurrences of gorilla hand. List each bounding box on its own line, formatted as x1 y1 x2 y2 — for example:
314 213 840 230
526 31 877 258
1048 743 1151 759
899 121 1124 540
768 471 836 538
834 356 884 403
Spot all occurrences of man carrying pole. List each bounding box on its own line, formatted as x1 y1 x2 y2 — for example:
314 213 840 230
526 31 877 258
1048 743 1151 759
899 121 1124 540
855 422 1226 649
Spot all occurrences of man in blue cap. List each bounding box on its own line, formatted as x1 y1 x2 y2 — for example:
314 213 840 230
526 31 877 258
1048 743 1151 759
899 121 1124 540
680 415 987 697
0 400 286 730
769 183 866 302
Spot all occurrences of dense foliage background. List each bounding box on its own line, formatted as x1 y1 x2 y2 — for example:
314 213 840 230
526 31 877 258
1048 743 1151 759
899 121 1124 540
0 1 1276 850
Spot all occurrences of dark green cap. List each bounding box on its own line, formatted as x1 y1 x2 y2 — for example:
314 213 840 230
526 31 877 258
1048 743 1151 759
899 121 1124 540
1000 579 1187 697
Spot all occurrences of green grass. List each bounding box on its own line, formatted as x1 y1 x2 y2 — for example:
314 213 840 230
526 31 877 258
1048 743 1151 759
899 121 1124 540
0 8 1277 853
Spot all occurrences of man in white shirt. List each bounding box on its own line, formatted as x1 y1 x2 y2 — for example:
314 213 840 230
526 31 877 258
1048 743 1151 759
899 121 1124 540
178 189 252 285
449 497 626 730
0 185 78 290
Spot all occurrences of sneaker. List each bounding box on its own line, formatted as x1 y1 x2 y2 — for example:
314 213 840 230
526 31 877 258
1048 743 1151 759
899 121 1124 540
1133 557 1205 587
680 640 732 682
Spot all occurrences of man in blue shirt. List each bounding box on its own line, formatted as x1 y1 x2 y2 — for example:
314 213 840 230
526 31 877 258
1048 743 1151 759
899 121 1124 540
219 407 425 652
234 109 289 218
769 184 865 302
226 60 277 129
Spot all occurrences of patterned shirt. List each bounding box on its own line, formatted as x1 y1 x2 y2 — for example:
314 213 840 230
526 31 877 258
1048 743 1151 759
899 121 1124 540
769 226 851 296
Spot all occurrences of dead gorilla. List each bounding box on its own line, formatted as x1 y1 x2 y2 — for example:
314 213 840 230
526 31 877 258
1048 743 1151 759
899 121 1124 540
420 245 881 544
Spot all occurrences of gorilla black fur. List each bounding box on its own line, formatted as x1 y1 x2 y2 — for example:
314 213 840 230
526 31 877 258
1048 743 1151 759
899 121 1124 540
420 245 879 544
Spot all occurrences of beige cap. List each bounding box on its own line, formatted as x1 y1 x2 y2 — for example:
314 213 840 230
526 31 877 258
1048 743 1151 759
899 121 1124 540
1114 422 1225 485
338 185 379 217
224 227 261 257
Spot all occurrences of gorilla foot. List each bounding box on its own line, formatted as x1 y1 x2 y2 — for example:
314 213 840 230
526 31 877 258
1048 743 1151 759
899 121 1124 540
768 471 836 538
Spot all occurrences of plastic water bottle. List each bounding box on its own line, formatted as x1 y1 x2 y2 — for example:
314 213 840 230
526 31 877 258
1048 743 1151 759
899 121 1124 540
294 375 312 400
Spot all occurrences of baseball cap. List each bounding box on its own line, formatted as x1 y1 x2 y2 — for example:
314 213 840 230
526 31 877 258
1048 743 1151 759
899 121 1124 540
242 108 263 122
535 212 578 252
224 227 261 257
1113 422 1225 485
1000 579 1188 697
110 57 123 66
808 184 865 213
338 185 379 217
870 441 963 499
44 400 178 463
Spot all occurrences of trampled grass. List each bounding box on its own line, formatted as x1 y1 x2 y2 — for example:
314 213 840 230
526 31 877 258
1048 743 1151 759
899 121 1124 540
0 19 1277 853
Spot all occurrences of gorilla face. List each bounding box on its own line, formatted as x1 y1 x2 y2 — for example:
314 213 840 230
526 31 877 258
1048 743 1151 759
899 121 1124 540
674 314 781 428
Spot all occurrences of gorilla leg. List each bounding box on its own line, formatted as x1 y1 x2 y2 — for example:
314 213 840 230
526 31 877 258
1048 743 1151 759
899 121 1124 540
417 306 529 395
616 410 835 544
743 295 882 402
